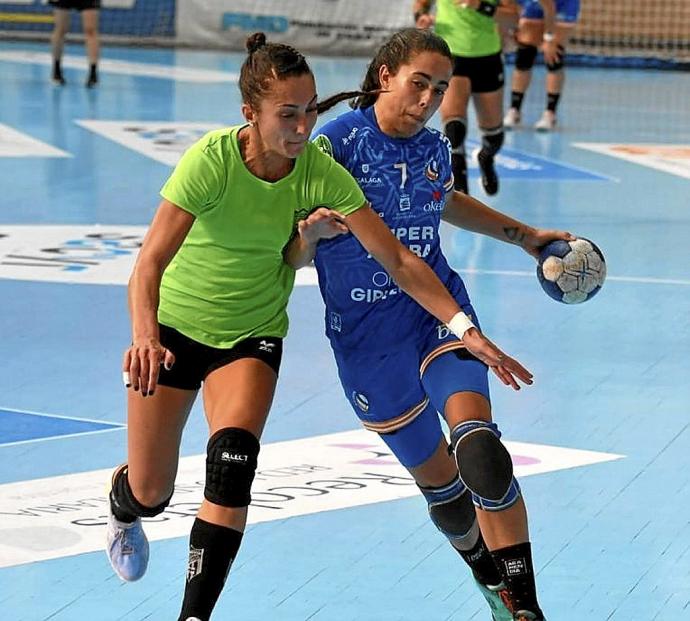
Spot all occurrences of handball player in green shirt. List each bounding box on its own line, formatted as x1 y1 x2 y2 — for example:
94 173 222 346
414 0 507 196
105 32 533 621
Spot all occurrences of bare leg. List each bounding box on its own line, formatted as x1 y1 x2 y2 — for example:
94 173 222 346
50 9 70 84
177 358 277 621
81 9 99 87
81 9 99 66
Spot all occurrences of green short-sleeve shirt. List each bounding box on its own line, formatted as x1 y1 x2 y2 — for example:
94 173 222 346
158 126 366 348
435 0 501 58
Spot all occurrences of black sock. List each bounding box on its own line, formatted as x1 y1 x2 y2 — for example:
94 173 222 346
456 532 503 587
109 493 137 523
178 518 243 621
546 92 561 113
451 152 468 193
89 64 97 78
53 59 63 78
491 542 543 618
510 91 525 111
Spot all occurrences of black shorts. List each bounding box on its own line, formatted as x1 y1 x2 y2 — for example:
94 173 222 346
452 52 504 93
49 0 100 11
156 324 283 391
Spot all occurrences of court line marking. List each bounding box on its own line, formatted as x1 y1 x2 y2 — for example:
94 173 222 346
0 428 623 569
0 50 238 83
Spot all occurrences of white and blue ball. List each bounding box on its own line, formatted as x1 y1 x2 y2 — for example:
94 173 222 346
537 238 606 304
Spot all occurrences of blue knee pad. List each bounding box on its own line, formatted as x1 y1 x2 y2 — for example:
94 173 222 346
419 476 479 549
450 420 521 511
515 43 537 70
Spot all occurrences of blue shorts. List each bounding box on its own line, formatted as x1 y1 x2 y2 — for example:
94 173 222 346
333 302 490 469
520 0 580 24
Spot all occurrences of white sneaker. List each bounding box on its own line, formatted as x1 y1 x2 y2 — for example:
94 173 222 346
106 504 149 581
503 107 521 129
534 110 557 132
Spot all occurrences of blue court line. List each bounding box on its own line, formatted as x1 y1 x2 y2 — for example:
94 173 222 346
0 407 125 448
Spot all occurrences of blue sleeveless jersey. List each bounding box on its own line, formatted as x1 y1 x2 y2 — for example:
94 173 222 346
312 106 470 353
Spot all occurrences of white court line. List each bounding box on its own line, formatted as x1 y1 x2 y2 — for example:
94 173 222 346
0 50 238 83
455 268 690 287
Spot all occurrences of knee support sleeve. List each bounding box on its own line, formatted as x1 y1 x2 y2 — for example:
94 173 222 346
110 465 172 518
480 126 504 157
546 47 565 72
451 420 520 511
515 43 538 71
205 427 260 507
420 476 479 550
444 118 467 154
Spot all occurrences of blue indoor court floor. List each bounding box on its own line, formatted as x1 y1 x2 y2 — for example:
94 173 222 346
0 41 689 620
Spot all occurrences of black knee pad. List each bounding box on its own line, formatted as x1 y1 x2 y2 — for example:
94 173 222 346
205 427 260 507
420 477 478 545
110 465 172 518
546 47 565 72
444 118 467 153
480 126 504 157
451 420 514 502
515 43 537 71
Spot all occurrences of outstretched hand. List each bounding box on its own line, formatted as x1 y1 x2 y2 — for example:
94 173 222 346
521 228 576 259
298 207 349 244
462 328 533 390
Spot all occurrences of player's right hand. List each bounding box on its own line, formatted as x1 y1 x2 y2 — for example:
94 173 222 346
461 328 533 390
122 337 175 397
298 207 349 244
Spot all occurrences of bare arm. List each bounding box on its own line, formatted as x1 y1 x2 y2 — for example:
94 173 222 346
346 205 462 323
536 0 560 64
345 206 532 389
124 199 195 394
283 207 349 269
442 190 573 257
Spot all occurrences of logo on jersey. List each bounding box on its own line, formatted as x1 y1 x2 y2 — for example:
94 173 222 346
361 163 370 173
425 161 440 181
352 392 370 413
399 194 411 212
357 175 383 186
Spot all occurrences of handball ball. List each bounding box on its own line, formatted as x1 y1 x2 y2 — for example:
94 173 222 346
537 238 606 304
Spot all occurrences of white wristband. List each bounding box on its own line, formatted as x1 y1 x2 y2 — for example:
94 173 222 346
543 32 555 42
447 312 476 339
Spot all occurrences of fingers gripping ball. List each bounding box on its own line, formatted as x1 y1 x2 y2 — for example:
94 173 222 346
537 238 606 304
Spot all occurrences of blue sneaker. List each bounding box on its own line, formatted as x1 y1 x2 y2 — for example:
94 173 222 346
474 578 514 621
106 505 149 581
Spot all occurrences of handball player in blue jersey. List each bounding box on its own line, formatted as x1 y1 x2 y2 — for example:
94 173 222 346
286 28 575 621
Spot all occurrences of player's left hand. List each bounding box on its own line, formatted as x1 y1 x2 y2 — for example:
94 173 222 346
521 228 576 259
298 207 349 244
462 327 533 390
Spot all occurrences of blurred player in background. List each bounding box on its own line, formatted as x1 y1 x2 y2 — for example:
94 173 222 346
504 0 579 130
49 0 100 87
414 0 506 196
